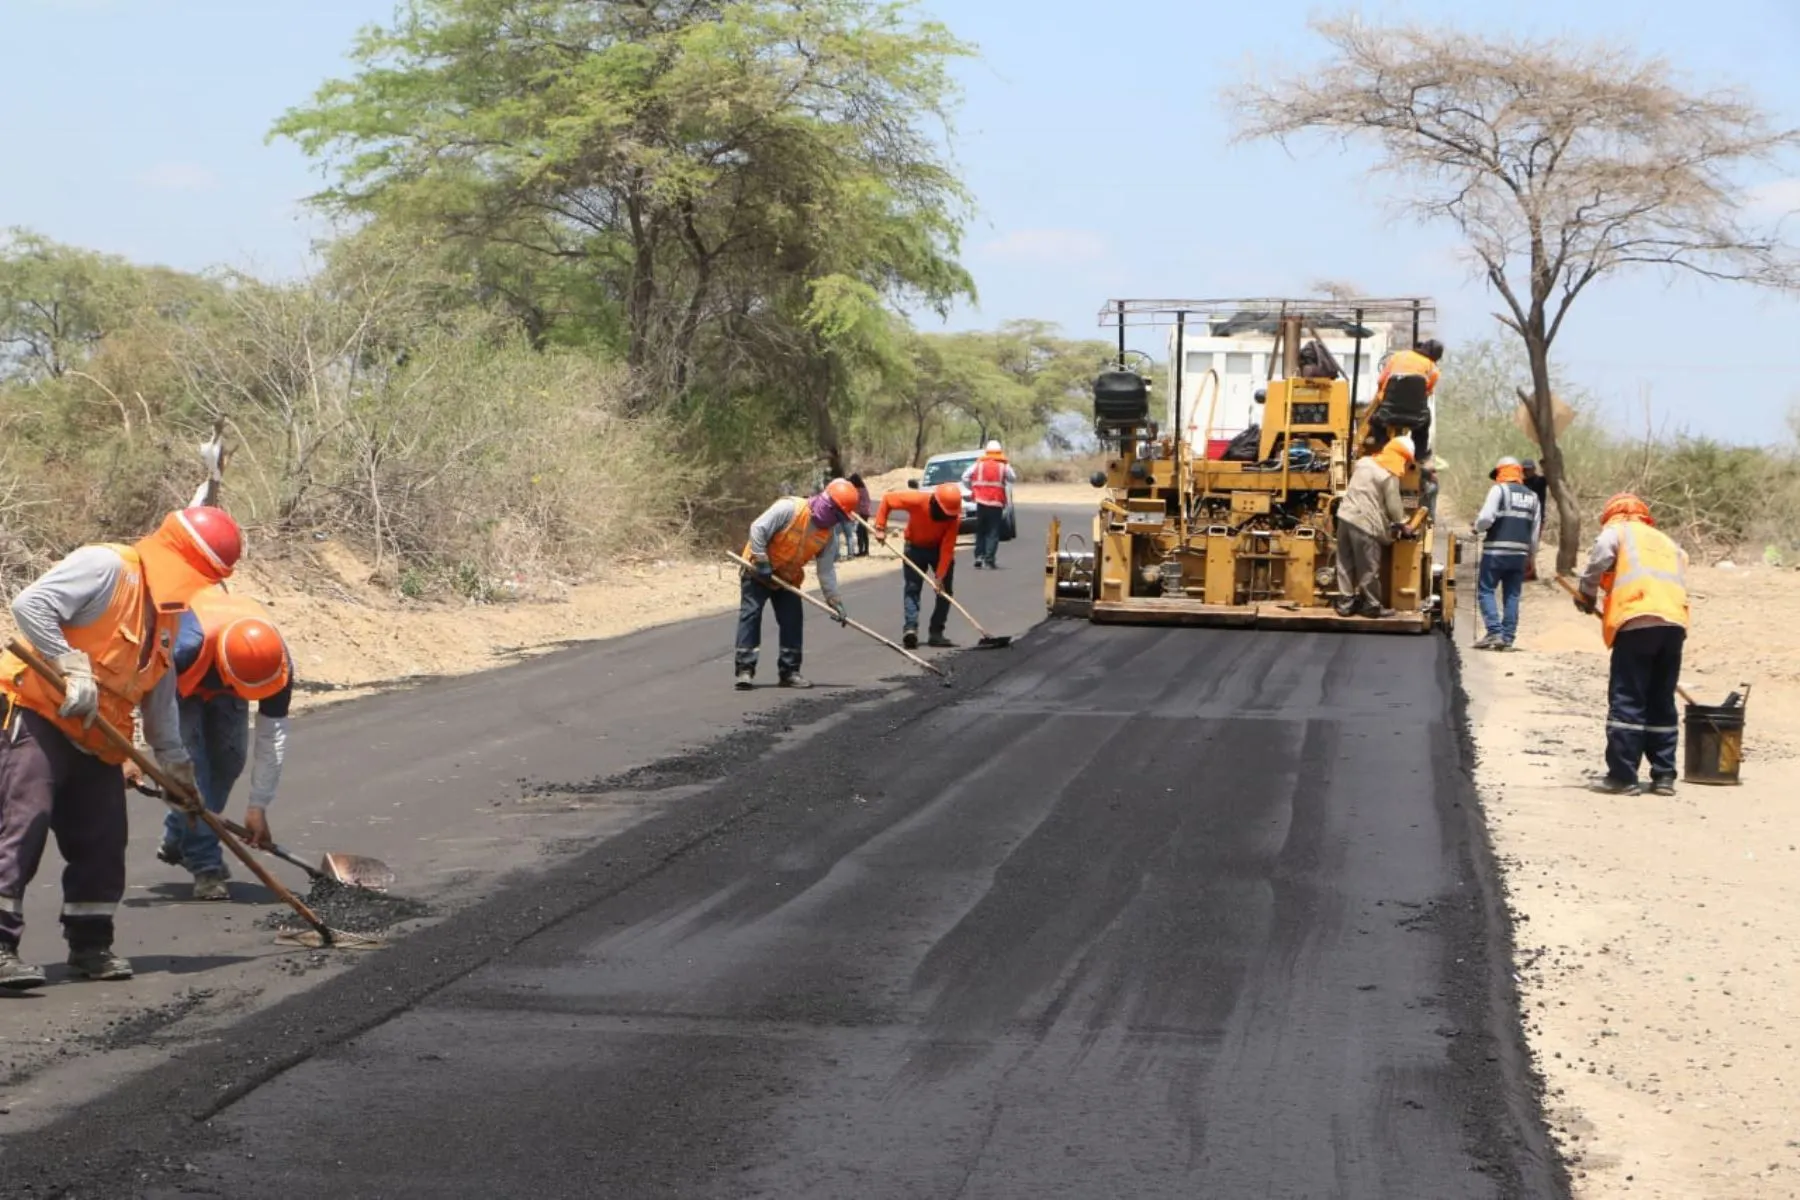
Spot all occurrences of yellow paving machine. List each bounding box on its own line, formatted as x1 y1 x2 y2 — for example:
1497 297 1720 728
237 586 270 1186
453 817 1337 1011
1046 297 1456 634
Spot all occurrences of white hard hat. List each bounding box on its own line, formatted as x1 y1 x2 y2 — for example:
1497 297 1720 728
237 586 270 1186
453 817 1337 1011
985 439 1003 453
1391 434 1416 461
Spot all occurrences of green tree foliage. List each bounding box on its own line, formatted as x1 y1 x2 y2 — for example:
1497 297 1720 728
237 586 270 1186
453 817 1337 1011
272 0 976 470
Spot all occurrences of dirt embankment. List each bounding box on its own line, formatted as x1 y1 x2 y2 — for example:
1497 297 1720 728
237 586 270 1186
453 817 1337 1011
1464 552 1800 1199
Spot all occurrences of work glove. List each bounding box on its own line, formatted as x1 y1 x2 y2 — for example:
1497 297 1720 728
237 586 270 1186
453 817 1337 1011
828 596 849 626
162 759 203 813
873 527 888 544
750 554 773 580
1574 591 1598 616
54 651 99 727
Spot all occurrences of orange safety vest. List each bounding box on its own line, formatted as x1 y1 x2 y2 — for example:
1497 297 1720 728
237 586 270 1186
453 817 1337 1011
968 454 1009 506
0 545 180 764
177 586 291 701
743 498 834 587
1600 521 1689 648
1377 349 1441 399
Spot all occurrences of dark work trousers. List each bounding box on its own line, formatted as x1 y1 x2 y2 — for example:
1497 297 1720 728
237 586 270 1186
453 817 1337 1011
974 505 1004 566
0 708 128 953
856 523 869 557
1334 523 1385 614
161 692 249 875
901 544 954 637
735 574 803 678
1606 623 1686 786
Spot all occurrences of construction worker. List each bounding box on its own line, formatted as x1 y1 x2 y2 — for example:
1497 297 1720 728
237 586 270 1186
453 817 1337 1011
873 482 964 649
0 507 242 988
1334 434 1414 619
1373 338 1444 461
1471 456 1543 651
1520 460 1550 581
962 440 1015 569
1574 493 1690 796
735 479 856 690
150 586 293 901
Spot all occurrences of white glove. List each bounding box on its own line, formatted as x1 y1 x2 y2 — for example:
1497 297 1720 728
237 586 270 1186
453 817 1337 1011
199 435 224 481
55 651 99 727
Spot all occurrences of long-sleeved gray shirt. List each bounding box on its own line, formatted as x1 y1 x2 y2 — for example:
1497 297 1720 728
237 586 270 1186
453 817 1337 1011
746 499 839 599
1336 457 1406 543
10 545 189 765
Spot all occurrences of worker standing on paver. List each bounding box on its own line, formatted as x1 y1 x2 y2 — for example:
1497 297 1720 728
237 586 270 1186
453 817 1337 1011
1574 493 1690 796
735 480 856 691
1374 339 1444 461
0 507 242 987
1472 456 1543 651
152 585 293 901
873 482 963 650
962 440 1015 569
1333 434 1414 619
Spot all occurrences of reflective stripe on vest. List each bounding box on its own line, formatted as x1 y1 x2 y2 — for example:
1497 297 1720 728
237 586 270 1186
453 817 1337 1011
743 499 833 587
1601 522 1690 648
969 456 1007 506
177 587 289 701
0 545 178 765
1482 483 1540 559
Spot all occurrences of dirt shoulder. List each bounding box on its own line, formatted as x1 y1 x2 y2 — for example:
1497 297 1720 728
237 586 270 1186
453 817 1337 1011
1462 551 1800 1199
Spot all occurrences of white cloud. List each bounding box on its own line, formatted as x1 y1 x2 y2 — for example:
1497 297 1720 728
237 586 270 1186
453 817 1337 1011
979 228 1109 266
136 163 218 193
1747 178 1800 219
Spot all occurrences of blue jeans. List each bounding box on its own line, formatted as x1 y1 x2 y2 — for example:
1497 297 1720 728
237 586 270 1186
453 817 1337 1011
1477 555 1527 642
974 505 1004 565
162 692 249 875
1606 625 1685 786
901 544 954 636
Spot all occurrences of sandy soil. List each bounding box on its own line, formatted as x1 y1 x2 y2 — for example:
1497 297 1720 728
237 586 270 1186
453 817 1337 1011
1464 550 1800 1199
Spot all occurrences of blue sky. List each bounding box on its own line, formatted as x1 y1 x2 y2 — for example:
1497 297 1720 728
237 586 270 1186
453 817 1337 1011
5 0 1799 442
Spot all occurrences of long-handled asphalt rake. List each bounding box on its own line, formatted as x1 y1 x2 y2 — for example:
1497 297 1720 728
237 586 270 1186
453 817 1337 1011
852 514 1012 649
725 553 952 685
7 638 383 949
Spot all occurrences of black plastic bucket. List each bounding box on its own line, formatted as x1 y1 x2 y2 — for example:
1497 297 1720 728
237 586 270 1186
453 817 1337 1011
1683 703 1746 786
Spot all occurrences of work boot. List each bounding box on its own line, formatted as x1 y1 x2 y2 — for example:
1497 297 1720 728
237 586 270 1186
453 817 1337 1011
67 946 133 982
1473 634 1501 650
0 947 46 991
1586 774 1642 796
1360 606 1396 619
190 870 230 902
155 839 184 868
734 666 755 691
1334 601 1357 618
902 629 919 650
1496 640 1519 652
1649 777 1677 797
778 674 812 689
973 561 984 570
927 634 956 648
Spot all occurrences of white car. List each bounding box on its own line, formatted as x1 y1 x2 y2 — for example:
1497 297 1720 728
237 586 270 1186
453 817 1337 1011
910 450 1015 539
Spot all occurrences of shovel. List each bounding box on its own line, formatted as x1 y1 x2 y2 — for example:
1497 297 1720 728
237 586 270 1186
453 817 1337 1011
725 553 951 685
1550 577 1698 706
853 515 1012 649
6 638 382 949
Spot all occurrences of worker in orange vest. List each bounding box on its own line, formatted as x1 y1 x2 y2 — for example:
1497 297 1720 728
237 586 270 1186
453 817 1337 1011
1373 339 1443 461
149 586 293 901
0 507 242 988
873 482 964 649
1574 493 1690 796
736 479 857 690
961 440 1015 569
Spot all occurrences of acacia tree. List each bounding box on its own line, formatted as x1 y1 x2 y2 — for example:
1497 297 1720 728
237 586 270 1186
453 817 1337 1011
1234 17 1800 568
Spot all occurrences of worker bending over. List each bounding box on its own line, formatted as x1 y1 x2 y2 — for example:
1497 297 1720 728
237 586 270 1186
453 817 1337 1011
735 480 856 690
1334 435 1414 619
0 507 241 988
1575 494 1690 796
962 441 1015 569
153 585 293 900
1472 456 1543 651
874 482 963 650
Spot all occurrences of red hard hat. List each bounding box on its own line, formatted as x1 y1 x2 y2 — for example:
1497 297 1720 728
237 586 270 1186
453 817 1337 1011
173 507 242 580
217 617 289 701
825 478 859 515
933 483 964 515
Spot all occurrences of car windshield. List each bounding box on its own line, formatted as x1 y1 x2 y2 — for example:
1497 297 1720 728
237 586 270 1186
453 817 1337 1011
922 457 975 486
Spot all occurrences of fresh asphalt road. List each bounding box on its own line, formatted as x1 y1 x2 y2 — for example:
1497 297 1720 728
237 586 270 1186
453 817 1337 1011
1 507 1564 1200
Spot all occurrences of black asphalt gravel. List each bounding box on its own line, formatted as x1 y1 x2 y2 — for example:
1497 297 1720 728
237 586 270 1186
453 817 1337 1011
0 551 1564 1198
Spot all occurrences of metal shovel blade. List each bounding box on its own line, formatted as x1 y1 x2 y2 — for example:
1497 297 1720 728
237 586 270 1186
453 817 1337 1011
321 853 396 893
974 635 1013 649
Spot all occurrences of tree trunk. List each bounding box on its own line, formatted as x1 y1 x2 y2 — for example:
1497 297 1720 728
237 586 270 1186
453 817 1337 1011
1522 336 1582 573
911 410 927 468
807 349 846 479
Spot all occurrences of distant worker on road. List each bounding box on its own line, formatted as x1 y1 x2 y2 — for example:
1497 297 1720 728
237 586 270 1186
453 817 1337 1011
1574 493 1690 797
1334 434 1414 619
873 482 963 650
1521 460 1550 582
1472 456 1543 651
1373 338 1444 461
0 507 241 988
735 480 856 691
962 440 1015 569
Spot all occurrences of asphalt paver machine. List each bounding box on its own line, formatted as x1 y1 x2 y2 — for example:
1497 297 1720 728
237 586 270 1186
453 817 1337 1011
1046 297 1455 634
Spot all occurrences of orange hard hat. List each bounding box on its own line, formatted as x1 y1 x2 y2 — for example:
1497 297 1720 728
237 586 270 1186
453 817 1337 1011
932 482 964 515
216 616 289 701
1601 492 1653 527
825 478 859 515
175 506 243 578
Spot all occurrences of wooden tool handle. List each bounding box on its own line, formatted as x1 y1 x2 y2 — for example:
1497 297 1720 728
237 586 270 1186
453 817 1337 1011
725 554 946 677
851 515 994 639
1548 579 1698 707
5 638 334 941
